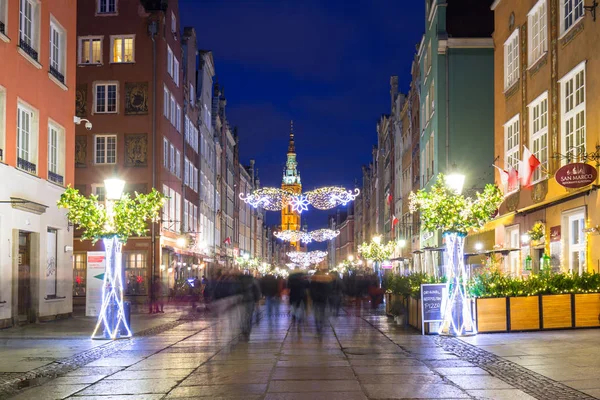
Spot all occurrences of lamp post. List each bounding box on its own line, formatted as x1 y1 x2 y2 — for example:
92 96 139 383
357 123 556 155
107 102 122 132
92 177 131 340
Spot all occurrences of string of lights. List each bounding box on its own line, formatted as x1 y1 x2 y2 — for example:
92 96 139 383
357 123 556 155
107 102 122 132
239 186 360 212
274 228 340 244
287 250 327 267
238 188 294 211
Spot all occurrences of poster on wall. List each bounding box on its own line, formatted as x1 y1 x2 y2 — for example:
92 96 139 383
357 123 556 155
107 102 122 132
550 226 561 271
86 252 105 317
46 229 58 298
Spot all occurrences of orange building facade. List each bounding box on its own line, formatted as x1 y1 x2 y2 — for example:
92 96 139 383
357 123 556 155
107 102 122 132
0 0 76 327
490 0 600 275
281 123 302 250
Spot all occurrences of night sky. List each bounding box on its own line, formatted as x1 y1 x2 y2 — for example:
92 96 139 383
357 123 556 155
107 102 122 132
180 0 425 238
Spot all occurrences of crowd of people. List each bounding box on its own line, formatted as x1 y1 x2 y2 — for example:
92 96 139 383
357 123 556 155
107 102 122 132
150 268 385 337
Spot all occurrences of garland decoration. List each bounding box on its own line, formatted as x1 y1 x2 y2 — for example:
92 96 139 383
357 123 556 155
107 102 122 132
274 228 340 244
358 240 395 263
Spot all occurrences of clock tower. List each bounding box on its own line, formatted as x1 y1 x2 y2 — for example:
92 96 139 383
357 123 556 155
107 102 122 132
281 121 302 249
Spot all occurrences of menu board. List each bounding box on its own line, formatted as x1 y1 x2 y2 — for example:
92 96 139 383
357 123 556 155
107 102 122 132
421 283 449 334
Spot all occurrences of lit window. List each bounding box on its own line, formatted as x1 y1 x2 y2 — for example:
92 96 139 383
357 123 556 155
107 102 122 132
560 62 585 164
561 0 584 33
504 30 519 90
79 36 103 65
504 114 520 193
124 252 147 295
170 144 175 173
163 85 169 117
73 253 87 297
111 35 134 63
528 0 547 66
94 82 118 113
48 122 65 185
176 104 182 132
17 103 38 174
190 84 195 106
49 19 66 84
176 149 181 179
19 0 39 60
167 45 173 77
95 134 117 164
163 137 169 168
174 57 179 86
98 0 117 14
170 95 176 126
529 92 548 183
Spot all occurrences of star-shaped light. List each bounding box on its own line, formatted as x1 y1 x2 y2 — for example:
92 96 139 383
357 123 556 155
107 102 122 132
290 195 309 213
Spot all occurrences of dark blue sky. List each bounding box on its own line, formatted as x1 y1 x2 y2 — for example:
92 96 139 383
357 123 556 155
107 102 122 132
180 0 425 235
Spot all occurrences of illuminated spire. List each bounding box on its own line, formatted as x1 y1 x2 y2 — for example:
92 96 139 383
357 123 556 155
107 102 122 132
288 120 295 153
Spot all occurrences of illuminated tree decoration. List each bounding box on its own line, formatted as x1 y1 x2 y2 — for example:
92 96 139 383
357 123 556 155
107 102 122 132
274 228 340 244
305 187 360 210
287 250 327 267
358 241 395 263
238 188 293 211
290 195 310 214
409 174 503 337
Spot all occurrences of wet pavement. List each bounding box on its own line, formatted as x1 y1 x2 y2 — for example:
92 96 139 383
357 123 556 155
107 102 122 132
2 305 599 399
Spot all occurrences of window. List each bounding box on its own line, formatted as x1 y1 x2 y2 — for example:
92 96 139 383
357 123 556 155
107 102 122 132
98 0 117 14
561 0 584 34
504 30 519 90
528 0 547 66
17 103 37 174
184 157 190 185
163 85 169 117
19 0 39 60
560 62 585 164
425 93 430 123
95 134 116 164
190 84 195 106
175 192 181 232
170 144 175 173
48 122 65 185
79 36 102 64
162 184 169 224
175 149 181 179
169 188 176 230
429 81 435 117
49 19 66 83
0 0 7 36
170 95 176 126
427 132 434 180
506 225 520 275
176 104 182 132
94 82 118 113
529 93 548 183
73 253 87 297
183 200 189 231
171 11 176 33
167 45 173 77
124 252 147 295
163 137 169 168
426 41 432 73
504 114 520 192
111 35 134 63
563 207 585 274
174 58 179 86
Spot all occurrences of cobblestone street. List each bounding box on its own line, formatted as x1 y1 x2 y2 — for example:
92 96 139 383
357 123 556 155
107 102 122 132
1 306 598 400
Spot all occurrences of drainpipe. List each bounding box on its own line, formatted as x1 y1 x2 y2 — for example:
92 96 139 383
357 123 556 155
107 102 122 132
149 20 158 313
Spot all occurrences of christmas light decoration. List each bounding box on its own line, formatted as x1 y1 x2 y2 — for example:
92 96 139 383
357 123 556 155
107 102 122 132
409 174 503 337
305 187 360 210
287 250 327 267
238 188 293 211
274 229 340 244
290 195 310 214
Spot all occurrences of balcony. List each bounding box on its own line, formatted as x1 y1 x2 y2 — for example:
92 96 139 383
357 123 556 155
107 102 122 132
17 158 36 174
19 38 38 61
49 65 65 84
48 171 64 186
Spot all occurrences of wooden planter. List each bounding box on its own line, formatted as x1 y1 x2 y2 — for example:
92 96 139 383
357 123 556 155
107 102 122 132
476 298 507 333
408 297 419 328
385 293 393 315
509 296 540 331
574 293 600 328
542 294 572 329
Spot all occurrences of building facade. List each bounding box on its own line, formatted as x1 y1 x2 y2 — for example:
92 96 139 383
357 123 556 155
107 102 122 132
490 0 600 275
281 123 302 248
0 0 76 326
418 0 495 253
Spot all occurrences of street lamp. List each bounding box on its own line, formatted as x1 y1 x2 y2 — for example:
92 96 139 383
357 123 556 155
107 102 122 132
475 242 483 252
446 173 465 194
397 239 407 248
176 236 187 248
104 178 125 200
372 235 382 245
243 253 250 261
347 255 354 262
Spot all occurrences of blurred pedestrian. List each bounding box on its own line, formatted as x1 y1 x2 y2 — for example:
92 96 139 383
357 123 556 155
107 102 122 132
288 270 307 323
239 273 261 338
310 270 332 334
261 273 279 318
152 276 164 313
329 271 344 317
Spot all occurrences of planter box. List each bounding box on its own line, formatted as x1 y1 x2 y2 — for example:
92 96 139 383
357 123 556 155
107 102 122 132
575 293 600 328
509 296 540 331
476 297 507 333
408 297 419 329
385 293 393 315
542 294 572 329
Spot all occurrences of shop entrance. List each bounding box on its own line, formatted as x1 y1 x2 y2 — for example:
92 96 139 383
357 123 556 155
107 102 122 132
17 231 32 324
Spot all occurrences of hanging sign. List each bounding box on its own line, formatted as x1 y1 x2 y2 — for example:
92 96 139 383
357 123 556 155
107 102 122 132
381 260 393 269
555 163 597 189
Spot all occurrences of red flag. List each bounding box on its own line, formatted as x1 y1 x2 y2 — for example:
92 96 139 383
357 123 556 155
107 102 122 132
223 237 231 245
492 164 509 187
392 215 399 226
520 146 541 188
387 193 392 205
507 165 519 193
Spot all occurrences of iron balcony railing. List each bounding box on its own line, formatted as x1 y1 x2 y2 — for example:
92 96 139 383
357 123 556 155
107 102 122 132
19 38 38 61
49 65 65 84
48 171 64 185
17 157 37 174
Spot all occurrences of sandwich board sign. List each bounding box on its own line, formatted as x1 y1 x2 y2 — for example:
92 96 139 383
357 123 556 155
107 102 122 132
420 283 448 335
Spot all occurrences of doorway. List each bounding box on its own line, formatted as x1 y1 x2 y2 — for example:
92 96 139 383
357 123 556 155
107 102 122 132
18 231 32 323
